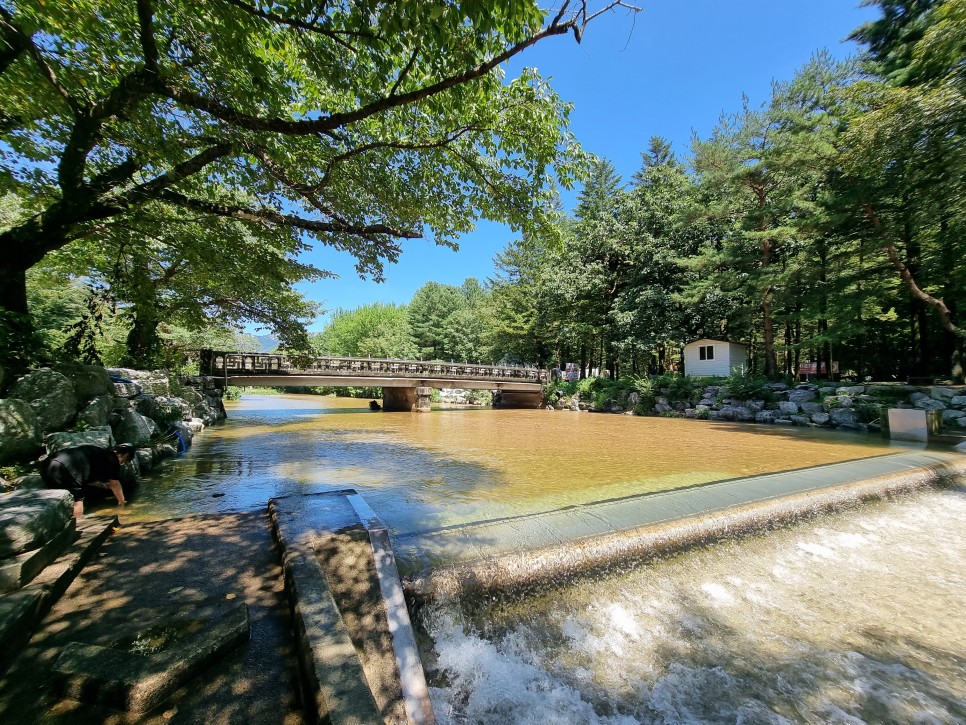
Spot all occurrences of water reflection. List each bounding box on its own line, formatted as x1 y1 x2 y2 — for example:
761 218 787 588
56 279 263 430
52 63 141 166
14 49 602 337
127 394 897 538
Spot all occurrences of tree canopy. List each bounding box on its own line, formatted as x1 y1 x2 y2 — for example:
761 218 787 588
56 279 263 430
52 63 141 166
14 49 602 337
0 0 637 371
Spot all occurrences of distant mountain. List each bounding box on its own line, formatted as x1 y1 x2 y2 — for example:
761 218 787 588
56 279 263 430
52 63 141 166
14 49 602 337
256 335 279 352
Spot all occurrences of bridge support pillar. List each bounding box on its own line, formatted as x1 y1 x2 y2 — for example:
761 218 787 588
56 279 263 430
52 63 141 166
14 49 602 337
414 387 433 413
383 387 434 412
493 390 544 409
383 387 415 412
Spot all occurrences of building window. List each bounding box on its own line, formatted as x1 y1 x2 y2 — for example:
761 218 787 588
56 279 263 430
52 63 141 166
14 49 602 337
699 345 714 361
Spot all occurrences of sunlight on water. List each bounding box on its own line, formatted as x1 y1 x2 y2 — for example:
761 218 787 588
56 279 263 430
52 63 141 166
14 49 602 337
128 394 895 536
421 489 966 725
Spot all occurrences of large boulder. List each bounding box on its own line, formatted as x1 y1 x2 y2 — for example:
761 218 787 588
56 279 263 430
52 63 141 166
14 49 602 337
755 410 779 423
811 412 831 425
778 401 799 415
787 389 817 404
76 395 113 428
111 409 154 446
0 399 43 465
7 368 77 432
0 489 74 558
108 368 171 396
950 395 966 407
52 363 113 399
45 426 115 454
829 407 862 429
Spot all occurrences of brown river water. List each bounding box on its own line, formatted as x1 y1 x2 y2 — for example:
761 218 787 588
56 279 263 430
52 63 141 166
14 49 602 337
127 394 895 535
121 395 965 724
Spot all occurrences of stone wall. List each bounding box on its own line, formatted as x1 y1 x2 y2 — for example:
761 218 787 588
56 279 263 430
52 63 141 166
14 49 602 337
556 381 966 434
0 365 226 491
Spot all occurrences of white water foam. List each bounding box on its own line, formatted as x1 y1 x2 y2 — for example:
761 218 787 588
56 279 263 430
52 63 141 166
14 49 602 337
422 489 966 724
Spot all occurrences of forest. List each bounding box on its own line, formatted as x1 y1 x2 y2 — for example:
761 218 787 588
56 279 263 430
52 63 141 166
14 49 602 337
2 1 964 384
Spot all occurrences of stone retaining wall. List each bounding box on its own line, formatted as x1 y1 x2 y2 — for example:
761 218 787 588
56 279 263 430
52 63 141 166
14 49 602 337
561 381 966 434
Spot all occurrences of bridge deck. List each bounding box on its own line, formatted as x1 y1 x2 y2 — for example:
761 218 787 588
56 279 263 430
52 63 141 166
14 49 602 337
205 351 547 391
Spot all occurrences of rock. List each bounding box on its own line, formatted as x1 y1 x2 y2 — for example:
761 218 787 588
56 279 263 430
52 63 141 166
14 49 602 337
942 409 966 421
950 396 966 407
627 392 640 407
119 456 140 485
111 409 154 447
836 385 866 396
790 415 809 426
112 381 142 398
170 420 194 447
733 406 754 422
832 395 854 408
930 386 959 402
800 402 823 414
811 412 831 425
746 400 766 412
135 447 154 472
774 418 794 425
765 382 788 391
778 401 799 415
112 396 133 411
787 389 817 403
45 426 115 453
755 411 778 423
913 397 945 411
187 418 205 433
869 384 915 395
154 443 179 459
829 407 861 429
76 395 113 428
52 363 113 399
13 473 43 490
7 368 77 432
818 386 838 395
135 395 157 420
957 417 966 429
0 399 43 465
0 489 74 558
108 368 171 396
155 396 192 422
654 403 673 414
684 409 699 419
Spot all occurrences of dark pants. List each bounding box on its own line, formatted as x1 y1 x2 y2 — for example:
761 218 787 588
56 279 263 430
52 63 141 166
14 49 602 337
43 459 88 501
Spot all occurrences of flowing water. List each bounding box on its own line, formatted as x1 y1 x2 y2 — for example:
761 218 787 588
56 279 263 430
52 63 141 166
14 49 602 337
123 395 965 723
422 488 966 725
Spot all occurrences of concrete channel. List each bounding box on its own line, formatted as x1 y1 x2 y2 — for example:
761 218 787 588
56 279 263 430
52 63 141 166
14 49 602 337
267 447 965 724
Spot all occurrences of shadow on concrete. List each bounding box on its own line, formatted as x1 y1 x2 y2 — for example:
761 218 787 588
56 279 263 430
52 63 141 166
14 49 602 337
0 512 305 724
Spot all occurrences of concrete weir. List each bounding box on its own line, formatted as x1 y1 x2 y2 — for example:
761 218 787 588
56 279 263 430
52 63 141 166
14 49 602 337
404 449 966 600
269 491 434 725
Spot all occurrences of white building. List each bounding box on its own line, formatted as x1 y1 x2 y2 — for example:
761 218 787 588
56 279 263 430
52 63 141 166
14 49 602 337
683 338 748 378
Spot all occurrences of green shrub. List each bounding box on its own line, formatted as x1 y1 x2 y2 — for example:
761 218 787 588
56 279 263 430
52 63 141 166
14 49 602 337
718 373 775 402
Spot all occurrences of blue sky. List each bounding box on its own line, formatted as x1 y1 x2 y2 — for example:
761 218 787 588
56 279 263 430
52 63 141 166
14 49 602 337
296 1 879 332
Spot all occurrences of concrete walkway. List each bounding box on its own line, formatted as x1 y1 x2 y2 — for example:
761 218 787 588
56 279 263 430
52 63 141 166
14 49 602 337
0 512 304 725
404 449 966 597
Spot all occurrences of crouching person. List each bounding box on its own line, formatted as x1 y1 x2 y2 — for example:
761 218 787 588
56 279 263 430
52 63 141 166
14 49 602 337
41 443 135 517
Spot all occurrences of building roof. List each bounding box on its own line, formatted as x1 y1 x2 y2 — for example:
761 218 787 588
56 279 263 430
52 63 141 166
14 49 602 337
684 337 749 348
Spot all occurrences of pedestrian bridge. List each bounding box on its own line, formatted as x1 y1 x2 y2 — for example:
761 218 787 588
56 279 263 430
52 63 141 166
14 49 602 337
201 351 547 411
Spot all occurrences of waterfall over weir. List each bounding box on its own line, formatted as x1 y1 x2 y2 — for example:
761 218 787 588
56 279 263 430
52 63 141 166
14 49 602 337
420 486 966 725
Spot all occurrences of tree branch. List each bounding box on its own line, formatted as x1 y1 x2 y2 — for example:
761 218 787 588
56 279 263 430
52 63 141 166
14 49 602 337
159 1 638 136
0 8 79 110
0 8 28 76
217 0 377 52
136 0 160 75
120 143 235 202
155 189 418 247
861 201 964 338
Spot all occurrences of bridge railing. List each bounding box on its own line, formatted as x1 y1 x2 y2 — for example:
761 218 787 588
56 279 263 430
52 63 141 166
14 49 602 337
205 351 548 384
